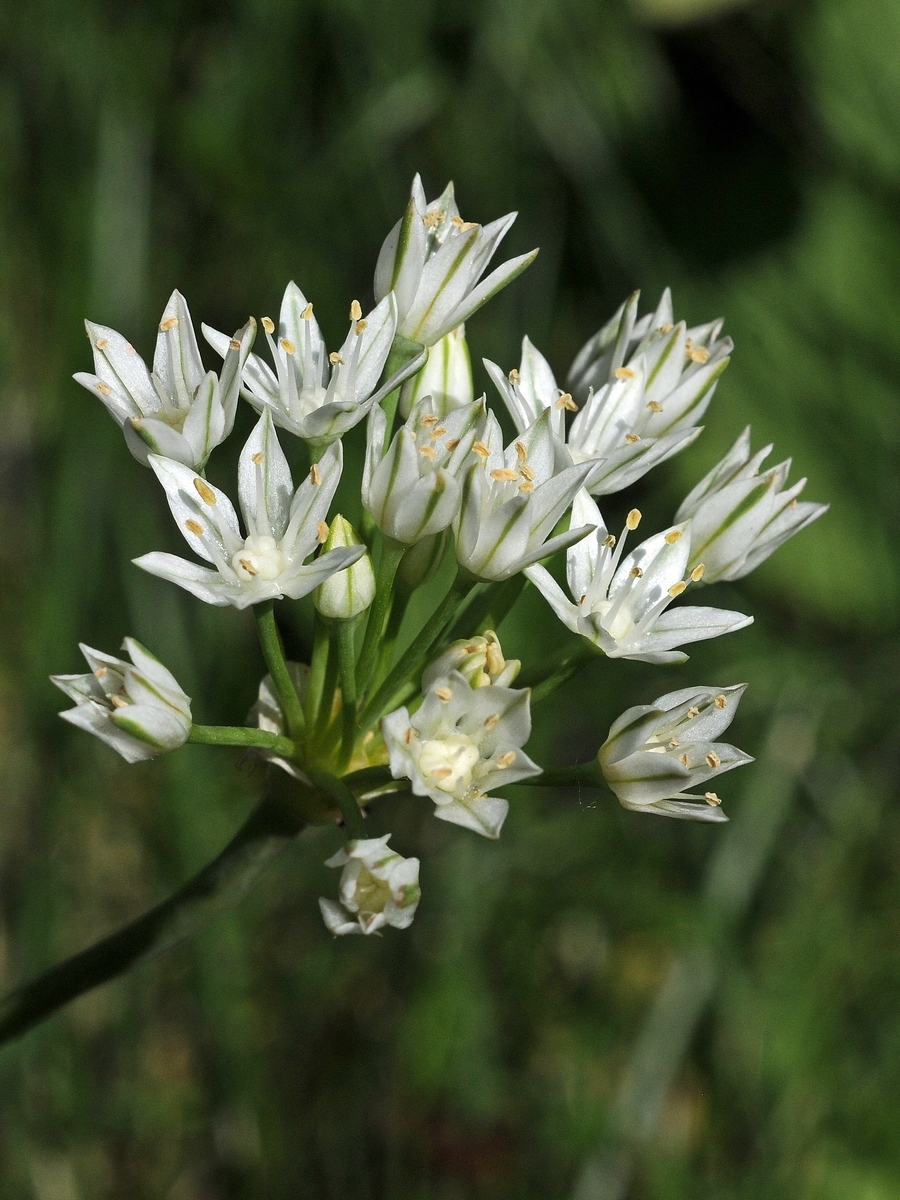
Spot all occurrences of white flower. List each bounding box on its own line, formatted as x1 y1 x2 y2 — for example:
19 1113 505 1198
675 426 828 583
313 516 376 620
422 630 520 691
52 639 191 763
74 290 254 472
525 490 752 664
487 291 731 496
382 671 541 838
598 684 752 821
134 410 363 609
374 175 538 346
204 284 422 446
399 324 474 418
454 408 596 581
319 835 421 936
362 395 485 545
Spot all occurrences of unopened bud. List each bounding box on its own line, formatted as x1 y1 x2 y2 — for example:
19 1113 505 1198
423 630 520 692
313 516 375 619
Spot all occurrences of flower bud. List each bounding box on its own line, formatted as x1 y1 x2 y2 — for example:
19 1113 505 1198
423 630 520 691
313 515 375 619
399 324 474 418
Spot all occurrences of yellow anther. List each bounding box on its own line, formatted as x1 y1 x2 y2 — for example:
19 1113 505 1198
555 392 578 412
310 464 322 485
602 534 617 548
473 442 490 459
329 352 344 365
159 316 179 331
519 481 535 494
355 320 367 334
349 300 362 321
419 445 436 460
110 694 129 709
185 519 203 535
497 751 516 769
509 368 521 384
491 468 519 482
664 530 682 544
687 706 700 718
706 750 721 769
668 739 680 749
484 713 501 729
420 414 439 427
95 382 112 396
404 727 415 745
252 451 264 465
229 338 242 351
95 667 108 678
514 441 528 461
789 499 798 509
659 323 674 334
193 478 217 505
94 338 109 350
434 686 452 702
520 464 536 481
625 433 641 444
714 694 727 709
690 346 711 364
430 425 447 440
647 400 663 412
705 791 722 806
630 566 644 578
690 564 705 582
432 767 453 780
280 338 296 354
451 216 477 231
445 438 460 451
316 521 329 544
301 303 314 320
615 367 635 380
680 753 690 767
239 557 258 577
626 509 642 530
261 317 275 334
668 581 687 597
423 209 444 228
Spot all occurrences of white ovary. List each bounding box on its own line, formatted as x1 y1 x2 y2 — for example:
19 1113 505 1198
417 735 481 796
231 535 286 582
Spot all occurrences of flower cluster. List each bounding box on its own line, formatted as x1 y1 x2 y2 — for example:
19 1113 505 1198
54 175 826 938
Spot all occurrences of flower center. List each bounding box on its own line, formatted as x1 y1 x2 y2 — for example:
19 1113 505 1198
231 535 285 582
418 734 481 795
352 868 393 915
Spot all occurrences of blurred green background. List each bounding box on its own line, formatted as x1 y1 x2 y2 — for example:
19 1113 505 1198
2 0 899 1195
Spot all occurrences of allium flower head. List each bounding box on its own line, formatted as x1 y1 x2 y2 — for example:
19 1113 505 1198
204 284 421 446
319 835 421 936
382 671 540 838
675 426 828 583
134 410 363 608
374 175 538 346
599 684 752 821
363 395 485 545
52 639 191 763
525 490 752 664
75 290 254 472
454 409 596 581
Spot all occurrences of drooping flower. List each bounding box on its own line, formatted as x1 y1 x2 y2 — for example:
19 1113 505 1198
454 409 596 581
382 670 541 838
598 684 752 821
319 835 421 936
487 290 731 496
75 290 255 472
399 323 474 418
204 284 422 447
422 630 520 692
362 395 485 545
374 175 538 346
134 410 362 608
675 426 828 583
525 490 752 664
51 639 191 763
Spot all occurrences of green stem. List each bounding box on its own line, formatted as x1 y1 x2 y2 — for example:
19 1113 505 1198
312 636 340 745
358 572 474 735
342 765 394 792
336 621 358 770
445 575 523 641
520 762 606 788
254 601 305 741
304 616 332 729
356 537 405 696
380 336 426 436
308 770 368 840
0 793 304 1048
522 640 597 705
188 725 295 757
371 579 413 688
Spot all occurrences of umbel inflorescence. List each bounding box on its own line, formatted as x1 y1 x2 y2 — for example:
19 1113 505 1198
57 176 826 938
